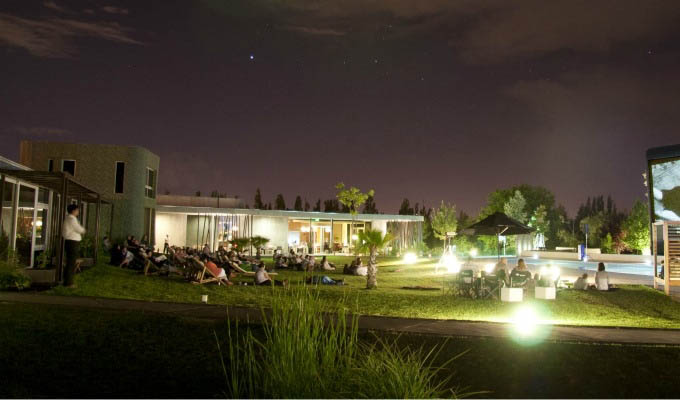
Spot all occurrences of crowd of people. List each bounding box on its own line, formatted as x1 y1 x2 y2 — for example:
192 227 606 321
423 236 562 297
101 235 373 287
490 257 613 291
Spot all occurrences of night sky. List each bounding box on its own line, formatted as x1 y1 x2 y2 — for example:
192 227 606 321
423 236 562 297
2 1 679 214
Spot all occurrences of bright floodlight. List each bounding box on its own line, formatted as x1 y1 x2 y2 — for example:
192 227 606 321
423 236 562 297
511 306 539 337
485 263 495 274
440 253 460 273
351 234 358 240
469 248 478 257
533 253 539 260
551 266 560 281
404 252 417 264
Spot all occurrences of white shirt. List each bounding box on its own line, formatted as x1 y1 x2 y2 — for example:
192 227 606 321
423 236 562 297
595 271 609 291
255 268 268 284
62 214 85 241
355 266 368 276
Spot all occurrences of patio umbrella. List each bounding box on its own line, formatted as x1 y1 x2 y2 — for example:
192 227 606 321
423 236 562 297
461 212 534 258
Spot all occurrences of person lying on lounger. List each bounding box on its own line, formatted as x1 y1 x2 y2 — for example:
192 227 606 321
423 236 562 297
306 275 345 285
203 256 233 286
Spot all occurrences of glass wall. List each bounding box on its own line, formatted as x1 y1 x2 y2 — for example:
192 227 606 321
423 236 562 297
1 180 15 255
16 185 36 266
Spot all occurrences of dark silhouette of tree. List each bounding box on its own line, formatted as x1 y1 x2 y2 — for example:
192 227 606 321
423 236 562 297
324 199 340 212
254 188 264 209
313 199 321 211
275 194 286 210
294 196 303 211
304 199 310 211
398 198 414 215
363 195 378 214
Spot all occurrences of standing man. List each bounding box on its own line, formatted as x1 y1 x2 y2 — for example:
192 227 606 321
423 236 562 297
62 204 85 287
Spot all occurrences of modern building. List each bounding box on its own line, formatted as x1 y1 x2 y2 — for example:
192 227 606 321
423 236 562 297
156 195 423 255
20 141 159 242
15 140 424 256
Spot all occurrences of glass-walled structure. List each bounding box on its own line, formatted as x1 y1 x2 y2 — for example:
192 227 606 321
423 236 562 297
155 206 423 255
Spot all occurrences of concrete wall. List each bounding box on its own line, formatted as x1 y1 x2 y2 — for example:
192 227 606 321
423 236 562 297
253 216 288 251
155 212 187 248
19 141 160 243
157 195 244 208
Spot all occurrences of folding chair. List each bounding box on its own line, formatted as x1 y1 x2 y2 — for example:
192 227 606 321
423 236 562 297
510 270 533 289
479 270 505 299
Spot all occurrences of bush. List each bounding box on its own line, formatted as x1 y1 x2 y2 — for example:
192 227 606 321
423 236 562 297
0 251 31 290
219 286 460 398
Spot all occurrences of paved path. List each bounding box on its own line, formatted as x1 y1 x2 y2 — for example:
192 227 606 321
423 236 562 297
3 292 680 345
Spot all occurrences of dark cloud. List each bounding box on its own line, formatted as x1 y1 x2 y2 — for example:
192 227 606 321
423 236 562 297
281 25 346 36
101 6 129 15
0 13 142 58
43 1 67 13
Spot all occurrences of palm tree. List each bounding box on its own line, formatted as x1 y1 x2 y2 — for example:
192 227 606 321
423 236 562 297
250 235 270 258
355 229 393 289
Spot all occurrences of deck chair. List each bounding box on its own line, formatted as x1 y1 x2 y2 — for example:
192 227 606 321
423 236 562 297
187 258 228 286
510 270 533 289
456 269 477 298
479 270 505 299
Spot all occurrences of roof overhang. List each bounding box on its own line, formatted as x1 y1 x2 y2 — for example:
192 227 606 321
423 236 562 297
0 169 109 204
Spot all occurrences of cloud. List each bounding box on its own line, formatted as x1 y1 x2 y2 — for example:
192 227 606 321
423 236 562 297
101 6 129 15
281 25 345 36
43 1 67 13
0 13 143 58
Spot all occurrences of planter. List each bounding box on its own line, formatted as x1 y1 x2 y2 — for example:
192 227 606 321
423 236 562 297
535 286 556 300
501 287 523 302
24 268 58 286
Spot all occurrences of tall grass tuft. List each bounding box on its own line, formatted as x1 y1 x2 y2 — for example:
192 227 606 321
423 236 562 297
216 285 463 398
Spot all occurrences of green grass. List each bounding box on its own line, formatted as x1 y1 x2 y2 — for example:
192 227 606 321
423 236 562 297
47 256 680 329
3 302 680 398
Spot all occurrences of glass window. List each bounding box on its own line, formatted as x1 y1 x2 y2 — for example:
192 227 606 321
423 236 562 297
62 160 76 176
115 162 125 194
47 159 54 172
38 188 49 204
145 168 156 198
1 181 15 254
16 185 35 266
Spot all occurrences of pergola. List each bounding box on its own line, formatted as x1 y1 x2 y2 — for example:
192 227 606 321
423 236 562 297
0 169 107 283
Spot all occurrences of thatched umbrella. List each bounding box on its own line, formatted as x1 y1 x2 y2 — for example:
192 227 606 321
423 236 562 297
462 212 534 258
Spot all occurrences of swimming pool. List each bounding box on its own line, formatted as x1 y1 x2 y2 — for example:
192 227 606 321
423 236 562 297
474 256 654 277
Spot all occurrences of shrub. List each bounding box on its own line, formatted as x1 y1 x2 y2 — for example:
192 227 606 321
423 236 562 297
0 251 31 290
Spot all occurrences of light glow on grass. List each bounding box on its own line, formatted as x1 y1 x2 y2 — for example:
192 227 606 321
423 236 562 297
507 304 554 345
403 252 418 264
511 306 539 337
440 253 460 274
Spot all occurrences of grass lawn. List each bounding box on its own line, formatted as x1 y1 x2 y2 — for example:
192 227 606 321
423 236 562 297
45 256 680 329
2 302 680 398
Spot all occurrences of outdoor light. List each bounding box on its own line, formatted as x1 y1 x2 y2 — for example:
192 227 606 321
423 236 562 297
301 226 310 232
351 234 358 240
511 306 539 337
485 263 495 274
533 253 539 260
36 220 43 227
440 253 460 273
404 252 417 264
469 248 478 257
583 255 589 262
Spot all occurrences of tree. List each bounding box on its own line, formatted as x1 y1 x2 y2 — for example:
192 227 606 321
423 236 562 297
313 199 321 211
274 194 286 210
229 237 250 252
622 200 650 254
398 198 413 215
324 199 340 212
362 195 378 214
304 199 310 211
250 235 270 258
254 188 264 209
529 204 550 247
430 201 458 243
335 183 374 254
294 196 303 211
355 229 393 289
504 190 527 223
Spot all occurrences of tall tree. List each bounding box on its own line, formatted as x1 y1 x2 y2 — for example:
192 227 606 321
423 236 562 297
362 195 378 214
335 182 374 254
504 190 528 223
430 201 458 243
254 188 264 209
294 195 303 211
313 199 321 211
324 199 340 212
398 198 414 215
274 194 286 210
622 200 651 254
304 199 310 211
355 229 393 289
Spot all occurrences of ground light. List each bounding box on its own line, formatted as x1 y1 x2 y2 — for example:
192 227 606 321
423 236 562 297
469 248 478 257
403 252 417 264
507 303 553 345
439 253 460 273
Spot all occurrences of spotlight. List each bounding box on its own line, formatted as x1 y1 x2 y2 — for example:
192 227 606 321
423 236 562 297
511 306 539 337
469 248 478 257
403 252 417 264
440 253 460 273
485 263 495 274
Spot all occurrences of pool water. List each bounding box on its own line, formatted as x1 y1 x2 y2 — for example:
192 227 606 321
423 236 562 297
474 256 654 277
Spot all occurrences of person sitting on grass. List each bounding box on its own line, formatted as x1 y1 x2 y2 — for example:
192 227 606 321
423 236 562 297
203 256 233 285
344 257 367 276
574 273 589 290
275 255 289 269
254 263 287 287
303 255 317 272
595 262 610 291
306 275 345 285
120 246 134 268
321 256 336 271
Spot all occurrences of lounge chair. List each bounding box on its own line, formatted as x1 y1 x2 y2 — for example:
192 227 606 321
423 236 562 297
479 270 505 299
187 258 230 286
